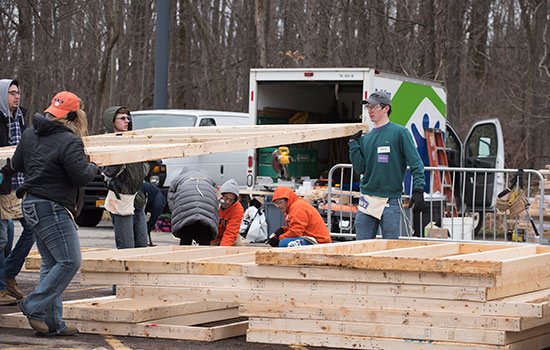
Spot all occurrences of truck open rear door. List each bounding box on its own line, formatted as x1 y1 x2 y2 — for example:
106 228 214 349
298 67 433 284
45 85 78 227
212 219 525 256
463 119 505 209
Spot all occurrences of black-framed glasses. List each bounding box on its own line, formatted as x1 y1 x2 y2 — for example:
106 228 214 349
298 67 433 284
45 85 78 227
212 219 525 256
115 116 131 121
7 90 20 96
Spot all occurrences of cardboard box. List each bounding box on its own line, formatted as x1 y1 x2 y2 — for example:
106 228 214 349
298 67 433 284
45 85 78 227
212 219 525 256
424 222 449 238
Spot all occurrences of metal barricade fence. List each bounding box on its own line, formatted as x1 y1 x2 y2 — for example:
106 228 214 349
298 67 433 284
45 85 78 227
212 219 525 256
325 164 547 243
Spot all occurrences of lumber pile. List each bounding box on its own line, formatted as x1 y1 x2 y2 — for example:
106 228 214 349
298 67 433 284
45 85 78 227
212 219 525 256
0 296 246 341
10 241 550 348
1 246 262 341
0 123 367 166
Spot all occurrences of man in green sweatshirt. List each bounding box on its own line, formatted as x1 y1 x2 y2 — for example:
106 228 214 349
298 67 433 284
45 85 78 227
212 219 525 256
349 90 425 239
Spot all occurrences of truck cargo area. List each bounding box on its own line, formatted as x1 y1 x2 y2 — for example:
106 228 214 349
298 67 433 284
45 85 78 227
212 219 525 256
254 80 363 184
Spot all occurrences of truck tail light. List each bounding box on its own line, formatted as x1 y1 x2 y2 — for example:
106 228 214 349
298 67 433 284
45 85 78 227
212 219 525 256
304 72 314 77
248 156 253 168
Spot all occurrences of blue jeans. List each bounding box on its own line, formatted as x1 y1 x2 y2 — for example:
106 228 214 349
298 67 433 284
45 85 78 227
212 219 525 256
279 237 314 247
110 208 148 249
5 217 35 279
355 198 402 240
6 219 14 254
19 194 81 335
0 220 8 290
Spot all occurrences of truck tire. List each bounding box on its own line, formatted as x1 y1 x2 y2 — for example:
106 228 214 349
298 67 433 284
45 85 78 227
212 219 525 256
75 209 104 227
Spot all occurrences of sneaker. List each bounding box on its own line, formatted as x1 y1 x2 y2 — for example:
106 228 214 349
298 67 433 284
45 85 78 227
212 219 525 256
57 325 79 336
4 278 24 299
0 290 18 306
19 303 49 334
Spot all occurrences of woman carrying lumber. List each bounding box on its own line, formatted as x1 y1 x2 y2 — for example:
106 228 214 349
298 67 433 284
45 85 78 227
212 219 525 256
0 91 98 336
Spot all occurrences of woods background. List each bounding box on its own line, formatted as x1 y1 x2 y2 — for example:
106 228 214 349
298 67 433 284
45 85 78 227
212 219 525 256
1 0 549 168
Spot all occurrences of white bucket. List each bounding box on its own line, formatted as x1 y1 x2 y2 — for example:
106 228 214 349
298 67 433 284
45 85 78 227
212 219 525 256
441 217 474 240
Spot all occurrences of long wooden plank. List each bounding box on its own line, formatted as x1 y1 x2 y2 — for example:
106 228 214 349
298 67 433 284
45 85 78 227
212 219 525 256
254 250 503 275
239 304 525 332
117 286 546 318
247 317 550 345
440 246 537 261
62 296 237 323
241 264 495 287
80 272 488 301
246 330 550 350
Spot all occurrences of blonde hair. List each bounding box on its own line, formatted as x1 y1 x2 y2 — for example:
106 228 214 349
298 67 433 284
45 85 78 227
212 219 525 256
47 98 89 138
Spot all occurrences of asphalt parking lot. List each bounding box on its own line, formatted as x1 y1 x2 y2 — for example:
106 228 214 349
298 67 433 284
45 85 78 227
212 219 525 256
0 219 335 350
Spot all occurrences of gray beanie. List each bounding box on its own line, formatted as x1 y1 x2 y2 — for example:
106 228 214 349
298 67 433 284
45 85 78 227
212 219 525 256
220 179 239 198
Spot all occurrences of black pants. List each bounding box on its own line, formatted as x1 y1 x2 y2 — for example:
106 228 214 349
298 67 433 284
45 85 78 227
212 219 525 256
177 222 214 245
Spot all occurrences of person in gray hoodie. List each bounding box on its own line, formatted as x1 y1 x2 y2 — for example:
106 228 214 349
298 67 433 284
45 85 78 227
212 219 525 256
101 106 151 249
0 79 35 305
168 167 219 245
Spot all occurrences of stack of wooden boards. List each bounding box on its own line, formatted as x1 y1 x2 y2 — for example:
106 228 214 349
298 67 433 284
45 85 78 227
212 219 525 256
0 246 261 341
0 123 367 166
5 240 550 348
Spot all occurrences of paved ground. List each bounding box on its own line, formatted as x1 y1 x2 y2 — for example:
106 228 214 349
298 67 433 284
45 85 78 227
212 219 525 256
0 219 335 350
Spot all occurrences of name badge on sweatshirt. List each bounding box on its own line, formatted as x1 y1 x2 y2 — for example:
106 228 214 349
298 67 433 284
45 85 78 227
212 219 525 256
377 146 390 163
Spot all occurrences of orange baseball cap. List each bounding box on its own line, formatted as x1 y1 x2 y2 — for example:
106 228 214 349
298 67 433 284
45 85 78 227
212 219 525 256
44 91 80 118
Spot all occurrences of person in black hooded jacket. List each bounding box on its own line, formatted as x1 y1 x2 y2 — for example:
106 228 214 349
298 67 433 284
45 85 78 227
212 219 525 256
0 78 35 304
101 106 151 249
1 91 97 336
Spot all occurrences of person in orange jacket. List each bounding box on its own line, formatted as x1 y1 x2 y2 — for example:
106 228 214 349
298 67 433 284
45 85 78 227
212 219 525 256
268 186 332 247
212 179 244 246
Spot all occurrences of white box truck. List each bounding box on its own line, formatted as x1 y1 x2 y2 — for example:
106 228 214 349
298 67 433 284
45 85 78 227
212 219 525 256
247 68 505 231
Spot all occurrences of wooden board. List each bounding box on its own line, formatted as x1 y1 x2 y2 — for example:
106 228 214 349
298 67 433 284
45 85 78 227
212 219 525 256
62 296 237 323
247 317 550 345
239 303 528 332
0 123 368 166
246 330 550 350
242 264 496 287
80 272 489 301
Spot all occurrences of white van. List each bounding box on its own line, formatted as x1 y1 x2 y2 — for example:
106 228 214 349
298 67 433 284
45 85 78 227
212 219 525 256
131 109 252 189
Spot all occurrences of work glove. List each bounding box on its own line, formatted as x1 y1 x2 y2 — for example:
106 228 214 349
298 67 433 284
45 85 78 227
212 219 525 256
266 227 284 247
349 130 362 142
408 188 425 213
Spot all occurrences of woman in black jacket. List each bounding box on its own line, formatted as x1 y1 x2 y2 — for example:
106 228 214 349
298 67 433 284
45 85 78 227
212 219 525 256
0 91 97 336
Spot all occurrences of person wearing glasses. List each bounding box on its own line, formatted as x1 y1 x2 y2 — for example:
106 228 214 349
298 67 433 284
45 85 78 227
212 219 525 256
0 79 36 305
349 90 425 240
267 186 331 247
101 107 150 250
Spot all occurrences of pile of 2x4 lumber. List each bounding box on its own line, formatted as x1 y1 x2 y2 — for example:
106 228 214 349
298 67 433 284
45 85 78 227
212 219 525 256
1 246 262 341
12 241 550 348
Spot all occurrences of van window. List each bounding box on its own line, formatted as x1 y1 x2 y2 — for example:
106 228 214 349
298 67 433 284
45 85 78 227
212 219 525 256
132 113 197 129
199 118 216 126
466 124 498 158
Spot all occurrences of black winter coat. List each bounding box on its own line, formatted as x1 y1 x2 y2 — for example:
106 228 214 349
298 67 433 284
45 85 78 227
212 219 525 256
6 113 97 215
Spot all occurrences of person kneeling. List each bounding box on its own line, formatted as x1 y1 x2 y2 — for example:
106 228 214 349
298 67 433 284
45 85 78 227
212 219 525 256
267 186 331 247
